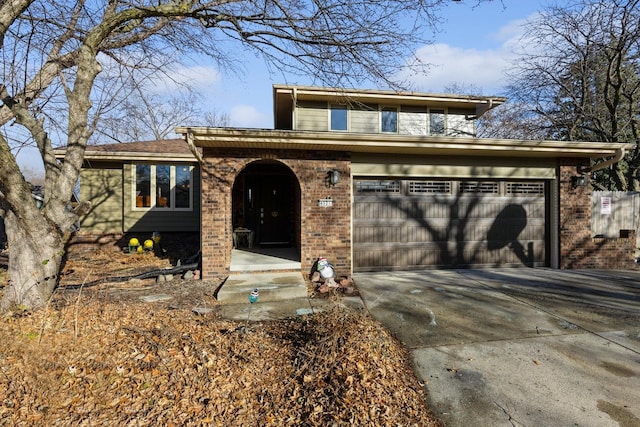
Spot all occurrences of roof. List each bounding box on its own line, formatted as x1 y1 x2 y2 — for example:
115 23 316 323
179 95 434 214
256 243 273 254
175 127 633 160
53 138 198 162
272 84 507 107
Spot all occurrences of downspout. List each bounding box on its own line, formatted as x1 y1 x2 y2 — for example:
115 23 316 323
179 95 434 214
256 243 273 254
579 148 626 173
578 147 635 262
185 130 204 164
473 98 500 119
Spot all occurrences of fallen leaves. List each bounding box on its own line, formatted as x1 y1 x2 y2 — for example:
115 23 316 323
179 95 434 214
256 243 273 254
0 296 441 426
1 244 441 426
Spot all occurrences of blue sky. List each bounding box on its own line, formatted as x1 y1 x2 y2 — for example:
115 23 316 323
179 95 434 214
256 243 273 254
15 0 546 173
180 0 546 131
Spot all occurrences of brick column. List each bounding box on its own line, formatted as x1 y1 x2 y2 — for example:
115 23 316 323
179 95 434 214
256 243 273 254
558 160 591 268
200 150 236 278
296 154 351 275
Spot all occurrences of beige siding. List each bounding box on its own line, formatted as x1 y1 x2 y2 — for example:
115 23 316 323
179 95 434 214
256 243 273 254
123 164 201 232
295 100 327 131
350 106 378 133
447 111 475 137
399 107 427 135
293 100 478 137
352 153 557 179
79 164 124 233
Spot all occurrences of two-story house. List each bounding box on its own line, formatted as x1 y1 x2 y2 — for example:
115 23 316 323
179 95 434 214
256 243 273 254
178 84 633 278
73 84 634 279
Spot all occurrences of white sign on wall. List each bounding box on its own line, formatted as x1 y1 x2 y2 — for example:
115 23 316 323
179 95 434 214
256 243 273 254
600 196 612 215
318 197 333 208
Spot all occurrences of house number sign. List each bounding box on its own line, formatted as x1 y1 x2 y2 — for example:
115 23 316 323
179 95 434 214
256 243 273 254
318 197 333 208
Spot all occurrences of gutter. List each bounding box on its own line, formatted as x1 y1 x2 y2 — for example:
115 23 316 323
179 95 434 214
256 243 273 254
579 148 626 173
473 98 501 119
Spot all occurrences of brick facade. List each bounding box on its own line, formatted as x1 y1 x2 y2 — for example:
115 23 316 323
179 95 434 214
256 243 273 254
558 160 637 269
200 147 351 279
68 155 637 275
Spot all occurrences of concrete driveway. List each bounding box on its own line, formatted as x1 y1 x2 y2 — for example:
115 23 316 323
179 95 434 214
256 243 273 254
354 269 640 427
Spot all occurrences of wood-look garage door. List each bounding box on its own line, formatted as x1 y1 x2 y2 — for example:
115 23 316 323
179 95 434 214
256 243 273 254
353 179 548 271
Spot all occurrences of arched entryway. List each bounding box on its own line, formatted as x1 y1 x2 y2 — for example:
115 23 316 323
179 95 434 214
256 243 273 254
231 160 301 270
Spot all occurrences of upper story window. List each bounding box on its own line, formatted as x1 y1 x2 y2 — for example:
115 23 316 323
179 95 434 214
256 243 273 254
381 107 398 133
134 164 193 210
330 104 348 131
429 109 446 135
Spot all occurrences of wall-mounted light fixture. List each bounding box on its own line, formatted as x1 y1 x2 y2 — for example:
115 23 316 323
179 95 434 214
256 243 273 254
571 174 587 188
327 169 340 187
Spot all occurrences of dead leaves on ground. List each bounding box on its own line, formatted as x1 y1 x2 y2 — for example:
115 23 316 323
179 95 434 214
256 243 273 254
0 298 440 426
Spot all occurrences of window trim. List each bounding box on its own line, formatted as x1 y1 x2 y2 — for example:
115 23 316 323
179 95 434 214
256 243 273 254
132 163 193 212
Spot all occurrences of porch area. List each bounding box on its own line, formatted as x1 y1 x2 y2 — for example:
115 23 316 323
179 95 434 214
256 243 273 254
230 247 301 272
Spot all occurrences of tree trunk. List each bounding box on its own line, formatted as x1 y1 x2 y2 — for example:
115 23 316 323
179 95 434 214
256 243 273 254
0 210 65 311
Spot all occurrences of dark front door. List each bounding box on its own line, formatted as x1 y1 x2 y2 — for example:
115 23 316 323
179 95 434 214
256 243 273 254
235 161 296 248
256 175 291 245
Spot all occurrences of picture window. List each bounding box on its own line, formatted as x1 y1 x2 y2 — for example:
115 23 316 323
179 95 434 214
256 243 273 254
133 164 193 210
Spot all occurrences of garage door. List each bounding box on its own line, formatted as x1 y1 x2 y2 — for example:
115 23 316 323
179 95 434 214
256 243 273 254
353 179 548 271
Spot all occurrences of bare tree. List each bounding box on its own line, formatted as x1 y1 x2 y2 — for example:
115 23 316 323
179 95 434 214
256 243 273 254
477 101 550 140
506 0 640 190
0 0 489 311
96 87 225 143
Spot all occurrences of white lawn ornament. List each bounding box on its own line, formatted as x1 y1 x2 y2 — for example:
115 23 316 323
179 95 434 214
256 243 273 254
317 257 337 287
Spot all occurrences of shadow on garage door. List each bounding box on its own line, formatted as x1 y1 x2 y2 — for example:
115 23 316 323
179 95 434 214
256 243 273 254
353 179 549 271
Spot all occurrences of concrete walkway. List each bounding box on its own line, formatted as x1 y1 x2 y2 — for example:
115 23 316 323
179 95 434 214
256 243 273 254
215 270 364 321
354 269 640 427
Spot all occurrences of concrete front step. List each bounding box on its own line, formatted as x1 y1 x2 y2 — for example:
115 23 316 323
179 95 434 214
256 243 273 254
216 272 309 303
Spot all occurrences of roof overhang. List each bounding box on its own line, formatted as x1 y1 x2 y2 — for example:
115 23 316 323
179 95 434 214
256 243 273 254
175 126 632 159
53 149 197 163
273 84 507 109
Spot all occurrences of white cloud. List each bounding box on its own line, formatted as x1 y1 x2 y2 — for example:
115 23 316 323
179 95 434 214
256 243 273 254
150 64 222 96
401 15 538 95
229 105 270 128
404 43 515 94
487 17 529 45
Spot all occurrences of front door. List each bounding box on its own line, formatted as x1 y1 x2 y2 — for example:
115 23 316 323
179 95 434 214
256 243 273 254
257 174 291 245
236 162 295 247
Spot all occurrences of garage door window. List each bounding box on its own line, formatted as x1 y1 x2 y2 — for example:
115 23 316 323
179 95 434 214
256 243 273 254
409 181 451 194
460 181 499 194
356 180 401 193
507 182 545 195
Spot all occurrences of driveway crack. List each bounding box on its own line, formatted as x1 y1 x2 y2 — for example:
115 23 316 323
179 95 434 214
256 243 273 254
494 401 526 427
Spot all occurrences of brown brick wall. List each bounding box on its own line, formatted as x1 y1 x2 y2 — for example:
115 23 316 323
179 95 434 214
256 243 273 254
66 232 124 256
67 231 200 261
559 160 637 269
200 147 351 279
